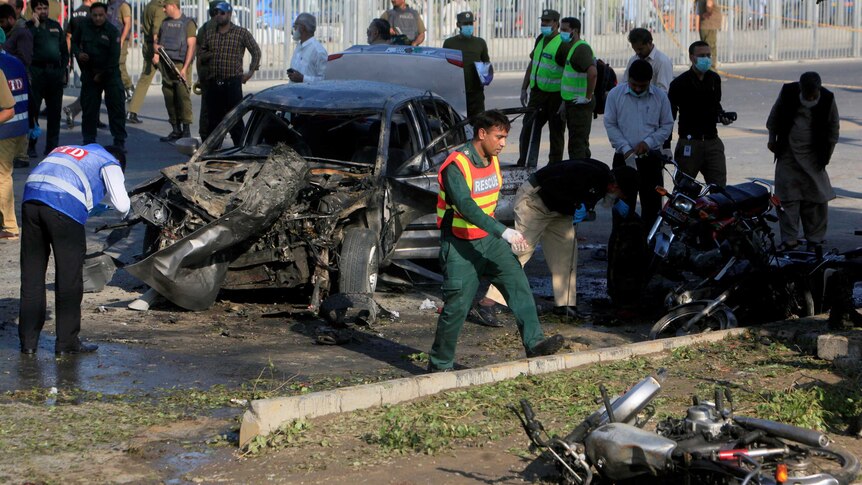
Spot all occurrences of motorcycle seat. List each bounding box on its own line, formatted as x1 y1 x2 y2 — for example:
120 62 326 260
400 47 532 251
708 182 770 217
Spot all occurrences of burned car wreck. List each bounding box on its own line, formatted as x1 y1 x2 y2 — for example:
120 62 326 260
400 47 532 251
125 80 534 314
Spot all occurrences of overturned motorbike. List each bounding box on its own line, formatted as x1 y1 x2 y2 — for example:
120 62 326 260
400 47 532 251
510 369 860 484
643 159 824 338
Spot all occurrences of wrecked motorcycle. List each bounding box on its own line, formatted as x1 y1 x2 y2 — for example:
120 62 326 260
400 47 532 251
510 369 860 484
647 158 779 280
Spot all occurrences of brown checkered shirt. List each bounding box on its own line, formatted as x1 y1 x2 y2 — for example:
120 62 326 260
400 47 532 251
201 22 261 81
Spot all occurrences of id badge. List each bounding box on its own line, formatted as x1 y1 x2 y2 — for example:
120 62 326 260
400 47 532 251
683 144 692 157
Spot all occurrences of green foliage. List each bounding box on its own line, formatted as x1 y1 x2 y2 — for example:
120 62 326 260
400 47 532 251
244 419 310 455
364 406 478 454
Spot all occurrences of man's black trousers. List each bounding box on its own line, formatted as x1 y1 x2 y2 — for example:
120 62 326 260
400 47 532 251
202 76 244 146
18 201 86 352
612 152 663 228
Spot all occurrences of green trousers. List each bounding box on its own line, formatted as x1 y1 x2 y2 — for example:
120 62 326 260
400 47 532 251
430 235 545 370
161 60 193 124
119 40 132 89
80 70 127 145
128 41 156 114
564 99 595 160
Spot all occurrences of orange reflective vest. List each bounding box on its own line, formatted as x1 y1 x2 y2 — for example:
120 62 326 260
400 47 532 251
436 150 502 240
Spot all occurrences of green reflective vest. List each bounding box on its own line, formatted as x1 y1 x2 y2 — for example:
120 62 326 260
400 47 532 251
561 39 592 101
529 35 564 92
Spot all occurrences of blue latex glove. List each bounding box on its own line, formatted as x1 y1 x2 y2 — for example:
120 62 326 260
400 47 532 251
88 203 111 217
572 203 588 224
28 125 42 140
613 200 630 218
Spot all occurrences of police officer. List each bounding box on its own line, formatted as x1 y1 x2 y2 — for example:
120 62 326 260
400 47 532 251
72 2 127 151
0 43 28 240
155 0 196 142
106 0 132 98
558 17 597 160
517 9 570 166
381 0 425 46
127 0 166 124
442 11 491 118
27 0 68 156
19 144 129 355
429 110 564 372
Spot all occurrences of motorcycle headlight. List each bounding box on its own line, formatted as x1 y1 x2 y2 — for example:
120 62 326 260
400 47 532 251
672 196 694 213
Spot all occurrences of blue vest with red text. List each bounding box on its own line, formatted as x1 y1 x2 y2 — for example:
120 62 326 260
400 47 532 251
23 144 121 225
0 51 28 140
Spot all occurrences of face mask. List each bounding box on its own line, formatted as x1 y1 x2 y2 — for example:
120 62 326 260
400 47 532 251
627 86 648 98
540 26 553 37
292 29 302 41
559 31 572 42
799 93 819 108
460 25 473 37
694 56 712 72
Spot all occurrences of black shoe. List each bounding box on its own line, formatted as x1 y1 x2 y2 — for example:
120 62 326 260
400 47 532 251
180 123 191 138
125 88 134 101
63 106 74 129
97 120 107 129
21 348 36 355
55 342 99 356
427 362 453 373
469 304 503 327
553 306 584 319
13 158 30 168
126 112 142 124
160 124 182 142
527 334 565 358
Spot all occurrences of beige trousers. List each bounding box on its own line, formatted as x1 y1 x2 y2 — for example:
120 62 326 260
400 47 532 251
486 181 578 307
0 135 25 233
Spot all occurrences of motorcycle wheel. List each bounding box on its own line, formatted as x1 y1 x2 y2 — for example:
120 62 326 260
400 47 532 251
649 301 737 340
775 444 861 485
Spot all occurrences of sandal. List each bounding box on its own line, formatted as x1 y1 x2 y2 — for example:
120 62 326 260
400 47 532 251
776 241 799 252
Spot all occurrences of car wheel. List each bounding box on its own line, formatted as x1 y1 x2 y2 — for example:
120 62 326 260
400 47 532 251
338 228 379 294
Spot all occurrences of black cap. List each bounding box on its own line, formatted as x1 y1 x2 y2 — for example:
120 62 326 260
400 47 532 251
541 9 560 21
456 11 474 24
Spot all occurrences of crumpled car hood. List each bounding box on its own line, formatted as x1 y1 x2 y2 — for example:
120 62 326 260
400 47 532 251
125 145 308 310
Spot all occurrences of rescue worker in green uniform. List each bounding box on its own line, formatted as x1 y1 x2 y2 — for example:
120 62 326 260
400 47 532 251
442 11 492 118
26 0 68 156
154 0 196 142
127 0 166 124
72 2 126 151
517 9 570 167
558 17 597 160
429 110 565 372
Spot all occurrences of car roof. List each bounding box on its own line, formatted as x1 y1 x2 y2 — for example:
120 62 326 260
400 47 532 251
250 80 437 111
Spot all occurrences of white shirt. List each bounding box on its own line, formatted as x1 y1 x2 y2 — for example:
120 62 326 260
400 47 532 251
290 36 328 82
102 164 130 217
604 83 674 155
622 46 674 92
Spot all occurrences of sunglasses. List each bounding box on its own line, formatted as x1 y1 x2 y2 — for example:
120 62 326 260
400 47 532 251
215 10 229 15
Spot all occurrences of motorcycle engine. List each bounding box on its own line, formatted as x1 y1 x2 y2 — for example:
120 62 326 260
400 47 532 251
684 404 726 439
585 423 677 481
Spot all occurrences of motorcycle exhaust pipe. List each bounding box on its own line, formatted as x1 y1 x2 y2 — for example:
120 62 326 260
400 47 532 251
733 416 829 448
563 369 667 444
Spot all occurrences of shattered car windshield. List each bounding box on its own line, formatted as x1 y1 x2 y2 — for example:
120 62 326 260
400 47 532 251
205 107 385 169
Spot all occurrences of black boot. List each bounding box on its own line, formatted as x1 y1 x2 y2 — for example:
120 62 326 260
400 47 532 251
160 123 182 142
126 112 142 124
180 123 191 138
27 138 38 158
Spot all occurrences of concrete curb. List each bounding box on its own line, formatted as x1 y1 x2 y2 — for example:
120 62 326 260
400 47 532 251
239 326 751 447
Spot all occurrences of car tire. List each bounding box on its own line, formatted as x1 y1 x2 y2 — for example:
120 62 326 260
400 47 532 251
338 228 379 294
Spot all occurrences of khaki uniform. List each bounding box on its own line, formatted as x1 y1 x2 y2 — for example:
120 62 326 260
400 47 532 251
697 0 722 63
0 70 20 233
158 16 196 125
128 0 166 115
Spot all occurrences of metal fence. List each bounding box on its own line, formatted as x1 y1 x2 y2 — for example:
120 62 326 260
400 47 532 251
68 0 860 84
